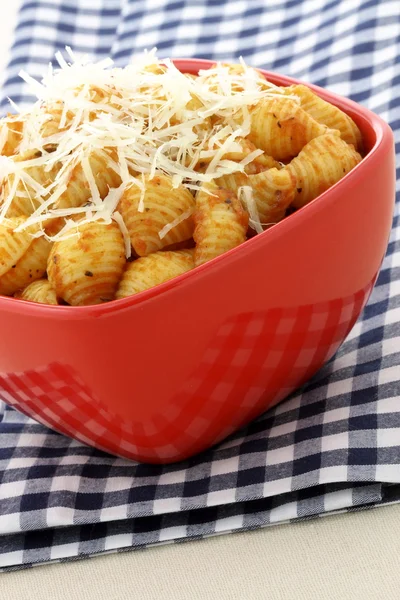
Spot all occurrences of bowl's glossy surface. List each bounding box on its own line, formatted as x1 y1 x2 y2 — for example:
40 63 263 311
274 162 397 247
0 60 395 463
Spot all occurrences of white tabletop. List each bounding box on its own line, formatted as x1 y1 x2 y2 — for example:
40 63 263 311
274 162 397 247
0 505 399 599
0 4 400 598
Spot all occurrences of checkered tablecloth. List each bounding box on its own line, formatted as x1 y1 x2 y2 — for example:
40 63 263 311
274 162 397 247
0 0 399 571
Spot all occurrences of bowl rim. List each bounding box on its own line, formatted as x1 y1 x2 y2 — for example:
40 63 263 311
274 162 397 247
0 58 394 319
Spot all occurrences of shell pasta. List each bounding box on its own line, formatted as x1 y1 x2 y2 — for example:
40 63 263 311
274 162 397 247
216 167 296 226
15 278 58 305
0 235 51 296
116 250 194 297
284 84 363 151
286 133 362 209
0 53 362 305
47 221 125 305
0 217 52 296
194 183 248 266
1 150 60 218
55 148 122 211
118 174 195 256
248 96 332 161
0 115 24 157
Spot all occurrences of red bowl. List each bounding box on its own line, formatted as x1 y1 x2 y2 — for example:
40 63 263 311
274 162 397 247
0 59 395 463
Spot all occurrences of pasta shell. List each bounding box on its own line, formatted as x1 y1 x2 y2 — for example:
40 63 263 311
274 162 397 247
116 250 194 298
195 138 280 174
47 220 125 306
285 84 363 151
0 115 24 156
202 63 267 93
55 147 121 211
0 216 35 277
118 173 195 257
216 167 296 225
194 183 248 266
15 278 58 305
0 228 52 296
248 96 332 161
1 150 60 218
286 133 362 209
244 152 281 175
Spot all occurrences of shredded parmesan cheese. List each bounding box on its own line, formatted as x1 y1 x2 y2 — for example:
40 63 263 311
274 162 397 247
0 49 293 256
113 210 131 258
158 208 194 240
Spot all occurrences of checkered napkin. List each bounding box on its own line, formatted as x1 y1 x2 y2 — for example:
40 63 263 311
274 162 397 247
0 0 399 571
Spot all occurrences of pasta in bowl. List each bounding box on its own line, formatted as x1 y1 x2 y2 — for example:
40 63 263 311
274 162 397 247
0 53 363 305
0 54 394 463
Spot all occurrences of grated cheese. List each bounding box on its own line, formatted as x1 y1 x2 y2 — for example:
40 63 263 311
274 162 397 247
158 208 194 240
81 155 102 206
0 49 292 256
112 210 131 258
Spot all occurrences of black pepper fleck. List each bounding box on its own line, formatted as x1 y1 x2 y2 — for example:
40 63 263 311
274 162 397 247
85 271 93 277
277 121 281 128
297 187 302 193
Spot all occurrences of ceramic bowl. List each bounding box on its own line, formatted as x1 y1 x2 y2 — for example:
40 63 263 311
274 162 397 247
0 59 395 463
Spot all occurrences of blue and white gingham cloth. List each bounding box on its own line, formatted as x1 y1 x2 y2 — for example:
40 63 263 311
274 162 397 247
0 0 399 571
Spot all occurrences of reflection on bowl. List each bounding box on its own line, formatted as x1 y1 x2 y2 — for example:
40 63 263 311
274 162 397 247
0 60 395 463
0 279 373 461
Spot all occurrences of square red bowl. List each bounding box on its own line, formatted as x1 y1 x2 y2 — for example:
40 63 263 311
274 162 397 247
0 59 395 463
